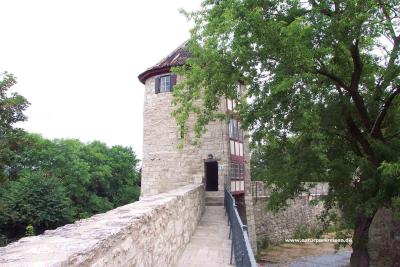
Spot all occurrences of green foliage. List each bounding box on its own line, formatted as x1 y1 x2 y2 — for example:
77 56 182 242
256 236 271 250
0 72 141 245
334 228 353 250
292 225 321 239
3 133 141 218
25 225 35 237
173 0 400 260
0 134 141 243
0 234 7 246
0 72 30 184
0 172 74 240
0 72 29 130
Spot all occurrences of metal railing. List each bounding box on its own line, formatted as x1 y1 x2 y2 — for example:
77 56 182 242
224 186 257 267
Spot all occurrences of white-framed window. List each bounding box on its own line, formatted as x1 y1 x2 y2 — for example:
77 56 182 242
160 75 171 92
230 140 235 155
230 162 245 180
235 141 240 156
155 74 176 94
229 119 243 141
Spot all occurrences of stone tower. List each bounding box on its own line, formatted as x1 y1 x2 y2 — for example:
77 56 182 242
138 42 257 249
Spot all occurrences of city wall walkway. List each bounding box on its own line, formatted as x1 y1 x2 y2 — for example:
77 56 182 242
175 205 232 267
0 185 236 267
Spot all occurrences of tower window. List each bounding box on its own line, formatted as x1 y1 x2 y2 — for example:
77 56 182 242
229 119 243 141
229 162 244 180
160 76 171 92
155 74 177 94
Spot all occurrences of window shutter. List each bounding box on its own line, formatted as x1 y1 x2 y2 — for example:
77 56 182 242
170 74 177 91
155 77 160 94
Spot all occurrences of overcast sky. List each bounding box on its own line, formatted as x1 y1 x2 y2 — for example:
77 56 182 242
0 0 201 160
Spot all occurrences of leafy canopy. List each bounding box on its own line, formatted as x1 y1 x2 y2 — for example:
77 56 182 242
0 72 29 131
173 0 400 226
0 72 30 184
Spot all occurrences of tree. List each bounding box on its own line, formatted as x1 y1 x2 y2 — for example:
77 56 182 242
8 134 141 218
0 72 29 131
0 132 141 243
0 72 29 183
0 172 74 241
173 1 400 265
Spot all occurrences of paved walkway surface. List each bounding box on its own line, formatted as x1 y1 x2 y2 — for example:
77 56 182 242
265 251 351 267
175 206 232 267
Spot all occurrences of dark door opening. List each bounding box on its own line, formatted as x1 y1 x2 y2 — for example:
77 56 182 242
205 161 218 191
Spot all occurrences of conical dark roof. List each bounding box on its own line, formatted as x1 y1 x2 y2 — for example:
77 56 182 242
138 41 190 84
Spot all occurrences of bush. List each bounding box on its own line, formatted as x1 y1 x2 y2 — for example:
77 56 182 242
257 236 271 250
0 172 74 240
25 224 35 236
292 225 321 239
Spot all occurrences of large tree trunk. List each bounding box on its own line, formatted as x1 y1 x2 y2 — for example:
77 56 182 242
350 215 374 267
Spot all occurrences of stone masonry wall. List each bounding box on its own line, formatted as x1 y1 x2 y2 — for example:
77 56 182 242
141 74 257 254
252 181 326 243
0 184 204 267
141 74 230 197
368 207 400 267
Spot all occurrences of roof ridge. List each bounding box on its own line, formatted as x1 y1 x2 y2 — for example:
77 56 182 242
152 40 189 68
138 40 190 84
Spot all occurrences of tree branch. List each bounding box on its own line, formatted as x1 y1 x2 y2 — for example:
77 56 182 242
348 40 373 132
370 85 400 137
346 116 377 165
335 85 377 163
375 35 400 97
316 68 349 90
376 0 397 40
386 131 400 140
310 1 333 17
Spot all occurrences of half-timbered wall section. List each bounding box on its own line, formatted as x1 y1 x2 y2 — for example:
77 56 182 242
227 83 245 195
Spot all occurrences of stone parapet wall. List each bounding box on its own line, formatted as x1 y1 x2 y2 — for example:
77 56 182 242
251 181 329 198
252 182 326 243
254 196 325 243
0 184 204 267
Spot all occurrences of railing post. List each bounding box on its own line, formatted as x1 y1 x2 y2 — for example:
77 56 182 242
230 239 234 265
242 224 248 265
